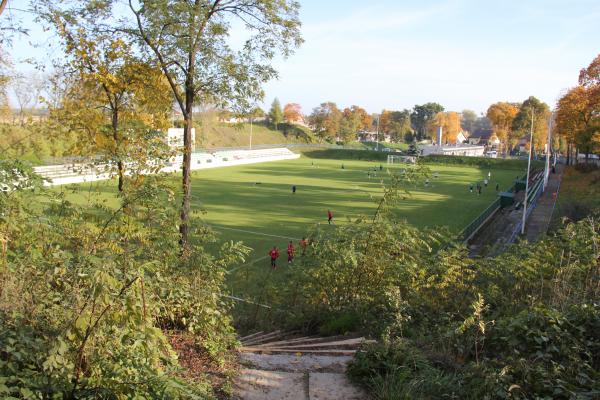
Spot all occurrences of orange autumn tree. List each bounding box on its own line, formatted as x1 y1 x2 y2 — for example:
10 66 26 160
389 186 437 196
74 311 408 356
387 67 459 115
486 102 519 151
578 54 600 148
556 54 600 163
283 102 303 123
426 111 461 143
555 86 596 161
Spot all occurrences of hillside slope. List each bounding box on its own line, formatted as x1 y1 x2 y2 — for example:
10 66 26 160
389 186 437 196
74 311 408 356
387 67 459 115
196 122 315 149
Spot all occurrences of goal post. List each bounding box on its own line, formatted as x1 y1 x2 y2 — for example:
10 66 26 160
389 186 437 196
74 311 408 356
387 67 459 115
387 155 416 165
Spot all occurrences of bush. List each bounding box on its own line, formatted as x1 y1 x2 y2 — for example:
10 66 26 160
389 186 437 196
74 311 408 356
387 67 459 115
574 162 600 173
348 340 464 400
319 312 360 336
302 148 388 162
561 201 594 222
0 163 246 398
421 154 543 170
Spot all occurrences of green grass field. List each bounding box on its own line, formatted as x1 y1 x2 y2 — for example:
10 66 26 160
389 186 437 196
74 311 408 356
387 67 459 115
58 155 522 313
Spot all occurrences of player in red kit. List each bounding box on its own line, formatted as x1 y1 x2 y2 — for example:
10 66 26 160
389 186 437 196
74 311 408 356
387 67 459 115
287 241 295 264
269 246 280 269
327 210 333 224
299 237 308 255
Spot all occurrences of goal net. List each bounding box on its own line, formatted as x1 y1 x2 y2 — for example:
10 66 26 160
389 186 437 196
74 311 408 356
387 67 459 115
387 155 416 164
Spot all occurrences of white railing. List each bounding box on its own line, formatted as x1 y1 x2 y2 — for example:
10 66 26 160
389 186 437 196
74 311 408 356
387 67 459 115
34 148 300 186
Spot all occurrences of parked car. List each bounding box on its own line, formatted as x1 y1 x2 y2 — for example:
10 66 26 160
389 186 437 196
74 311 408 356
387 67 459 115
486 150 498 158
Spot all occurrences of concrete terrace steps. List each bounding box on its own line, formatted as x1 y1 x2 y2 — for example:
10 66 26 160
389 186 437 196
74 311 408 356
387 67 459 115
241 330 301 346
251 334 355 348
248 338 375 351
235 331 371 399
240 347 358 356
239 331 373 356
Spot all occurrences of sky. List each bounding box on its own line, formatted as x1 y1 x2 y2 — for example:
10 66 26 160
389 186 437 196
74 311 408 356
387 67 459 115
4 0 600 115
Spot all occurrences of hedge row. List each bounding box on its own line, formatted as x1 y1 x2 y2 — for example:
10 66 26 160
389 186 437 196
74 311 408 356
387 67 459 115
301 148 544 170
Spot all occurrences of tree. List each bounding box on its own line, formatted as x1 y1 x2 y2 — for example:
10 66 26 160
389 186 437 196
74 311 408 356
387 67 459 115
460 109 477 134
555 86 598 162
337 105 372 143
579 53 600 87
251 106 265 118
349 105 372 131
381 109 412 143
38 4 172 192
339 107 360 143
486 102 519 151
283 102 301 124
411 102 444 140
0 46 10 120
578 54 600 150
309 102 342 142
512 96 550 152
269 98 284 129
123 0 302 250
11 75 33 124
473 115 492 132
426 111 461 144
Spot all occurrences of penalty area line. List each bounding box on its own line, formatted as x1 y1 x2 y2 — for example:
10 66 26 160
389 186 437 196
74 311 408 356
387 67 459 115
226 255 269 274
210 225 301 241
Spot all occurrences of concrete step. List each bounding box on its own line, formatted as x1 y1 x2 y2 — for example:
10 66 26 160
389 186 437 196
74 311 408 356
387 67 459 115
239 331 265 342
256 338 373 351
243 330 300 346
240 347 358 356
240 352 354 373
256 334 356 348
241 330 283 345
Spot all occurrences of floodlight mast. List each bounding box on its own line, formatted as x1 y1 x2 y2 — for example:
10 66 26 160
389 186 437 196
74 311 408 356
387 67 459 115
543 112 554 190
521 110 535 235
376 114 380 151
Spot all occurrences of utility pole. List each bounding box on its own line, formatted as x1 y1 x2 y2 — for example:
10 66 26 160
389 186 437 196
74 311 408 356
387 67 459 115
249 115 253 150
543 112 554 191
376 114 380 151
521 110 535 235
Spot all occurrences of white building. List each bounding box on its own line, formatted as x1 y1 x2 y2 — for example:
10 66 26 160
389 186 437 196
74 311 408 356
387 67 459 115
167 128 196 150
421 144 485 157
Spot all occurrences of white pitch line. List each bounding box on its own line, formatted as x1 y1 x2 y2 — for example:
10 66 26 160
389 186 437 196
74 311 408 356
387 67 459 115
227 255 269 274
211 225 301 241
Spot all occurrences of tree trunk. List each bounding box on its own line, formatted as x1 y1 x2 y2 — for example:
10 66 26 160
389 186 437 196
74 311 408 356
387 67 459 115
566 142 570 166
112 108 124 192
179 85 194 251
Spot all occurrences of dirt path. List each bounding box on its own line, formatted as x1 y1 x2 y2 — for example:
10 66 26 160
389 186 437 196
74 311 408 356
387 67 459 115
233 332 370 399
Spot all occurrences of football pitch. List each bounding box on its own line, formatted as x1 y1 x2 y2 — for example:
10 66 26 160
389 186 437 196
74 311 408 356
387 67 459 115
60 155 521 302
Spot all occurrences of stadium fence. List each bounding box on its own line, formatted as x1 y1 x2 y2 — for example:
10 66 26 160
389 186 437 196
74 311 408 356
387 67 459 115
458 197 502 243
505 174 545 245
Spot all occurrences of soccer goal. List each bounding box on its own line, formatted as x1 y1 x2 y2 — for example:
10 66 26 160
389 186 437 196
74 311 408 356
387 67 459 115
387 155 416 165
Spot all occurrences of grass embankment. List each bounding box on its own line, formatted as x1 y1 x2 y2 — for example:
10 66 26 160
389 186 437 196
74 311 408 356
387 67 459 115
196 121 315 148
554 165 600 222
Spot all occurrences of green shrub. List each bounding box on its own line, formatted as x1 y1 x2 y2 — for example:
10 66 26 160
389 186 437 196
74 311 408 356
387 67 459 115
348 340 465 399
421 154 543 170
302 148 389 162
0 162 245 398
319 312 360 336
574 162 600 173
